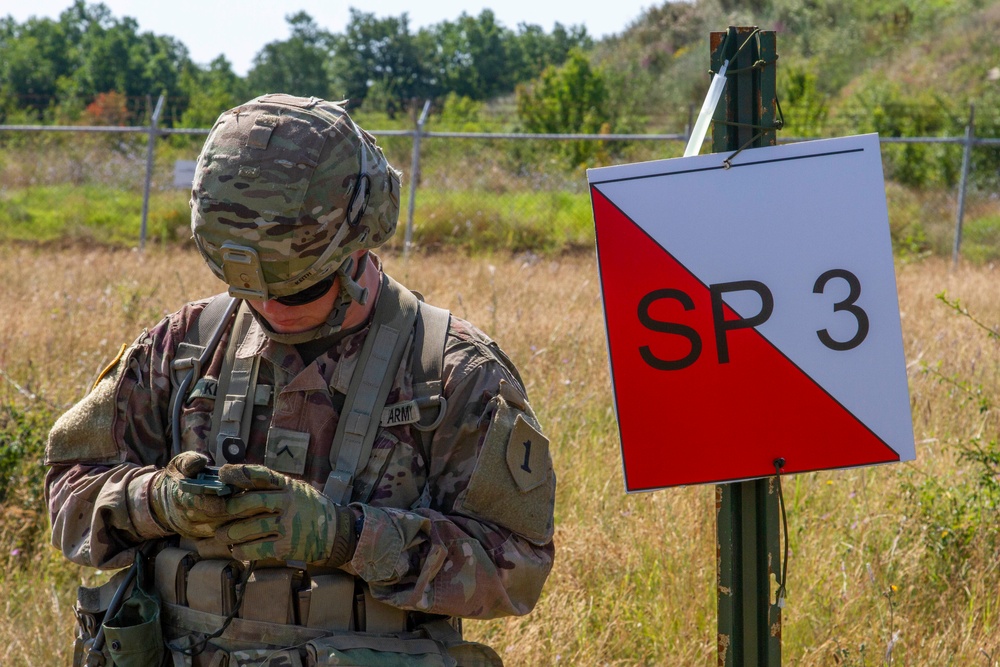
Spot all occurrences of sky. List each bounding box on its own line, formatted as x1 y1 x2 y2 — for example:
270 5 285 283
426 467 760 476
4 0 658 76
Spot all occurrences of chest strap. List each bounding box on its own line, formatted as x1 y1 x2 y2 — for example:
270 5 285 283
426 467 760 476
169 294 240 457
324 274 418 504
208 303 259 465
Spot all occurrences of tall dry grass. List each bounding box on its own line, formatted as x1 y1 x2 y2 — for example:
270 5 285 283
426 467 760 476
1 245 999 665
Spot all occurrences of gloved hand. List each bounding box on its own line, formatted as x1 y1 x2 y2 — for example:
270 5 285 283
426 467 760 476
216 464 357 567
149 451 231 538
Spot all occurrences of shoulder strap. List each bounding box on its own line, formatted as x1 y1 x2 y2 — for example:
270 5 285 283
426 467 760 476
169 294 240 457
410 300 451 454
208 302 259 464
324 274 419 504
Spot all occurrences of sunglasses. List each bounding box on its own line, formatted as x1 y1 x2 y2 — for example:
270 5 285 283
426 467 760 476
273 276 335 306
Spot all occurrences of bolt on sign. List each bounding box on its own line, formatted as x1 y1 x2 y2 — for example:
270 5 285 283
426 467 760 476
589 134 916 492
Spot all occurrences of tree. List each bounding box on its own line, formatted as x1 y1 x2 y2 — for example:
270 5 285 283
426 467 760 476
55 1 191 123
424 10 514 101
83 90 129 125
331 10 428 115
246 12 334 99
179 55 245 128
516 49 612 165
510 22 592 84
0 15 74 118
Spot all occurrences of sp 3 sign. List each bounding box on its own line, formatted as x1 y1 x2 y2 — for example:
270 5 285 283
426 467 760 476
588 134 915 492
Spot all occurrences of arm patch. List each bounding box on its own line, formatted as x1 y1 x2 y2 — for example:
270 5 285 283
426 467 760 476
45 346 137 466
454 388 555 546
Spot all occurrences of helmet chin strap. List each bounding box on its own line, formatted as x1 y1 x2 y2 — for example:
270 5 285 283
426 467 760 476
250 253 370 345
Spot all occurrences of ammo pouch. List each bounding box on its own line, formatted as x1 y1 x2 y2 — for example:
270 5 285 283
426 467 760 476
154 550 502 667
160 614 502 667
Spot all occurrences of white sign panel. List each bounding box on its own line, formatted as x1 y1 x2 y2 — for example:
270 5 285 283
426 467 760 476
589 134 915 491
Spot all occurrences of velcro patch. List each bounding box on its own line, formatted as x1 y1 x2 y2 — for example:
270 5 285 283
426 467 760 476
254 385 273 406
380 400 421 428
455 398 555 545
265 428 310 476
506 415 551 493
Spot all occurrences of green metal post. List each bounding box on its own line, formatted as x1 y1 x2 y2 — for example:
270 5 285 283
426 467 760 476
710 27 782 667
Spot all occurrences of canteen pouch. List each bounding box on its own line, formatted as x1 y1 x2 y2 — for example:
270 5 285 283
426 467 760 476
73 568 131 667
102 553 165 667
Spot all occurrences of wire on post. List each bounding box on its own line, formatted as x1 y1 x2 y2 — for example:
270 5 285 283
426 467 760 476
772 457 789 608
712 27 784 169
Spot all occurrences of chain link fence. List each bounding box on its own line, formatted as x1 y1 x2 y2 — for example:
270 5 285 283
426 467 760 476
1 99 998 262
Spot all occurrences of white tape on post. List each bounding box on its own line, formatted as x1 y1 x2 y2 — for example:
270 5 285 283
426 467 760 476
683 60 729 158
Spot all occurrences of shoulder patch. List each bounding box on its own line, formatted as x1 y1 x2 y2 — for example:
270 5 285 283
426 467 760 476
506 414 550 493
454 394 555 546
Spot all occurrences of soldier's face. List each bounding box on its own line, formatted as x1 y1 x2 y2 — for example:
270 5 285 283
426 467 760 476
247 279 340 333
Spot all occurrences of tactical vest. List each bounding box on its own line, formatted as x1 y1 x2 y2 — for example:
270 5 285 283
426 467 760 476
147 275 503 667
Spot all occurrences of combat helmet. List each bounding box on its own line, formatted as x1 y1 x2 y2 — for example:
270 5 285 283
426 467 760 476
190 94 401 340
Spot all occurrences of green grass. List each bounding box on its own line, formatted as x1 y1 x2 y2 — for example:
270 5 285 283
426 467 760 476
407 187 595 253
961 214 1000 263
3 248 1000 664
0 184 191 246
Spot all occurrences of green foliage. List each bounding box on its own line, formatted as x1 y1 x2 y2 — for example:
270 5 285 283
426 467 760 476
408 187 594 253
0 1 192 124
511 22 593 84
909 293 1000 584
968 89 1000 190
332 10 430 116
840 78 962 187
177 56 245 129
961 215 1000 263
424 11 514 102
0 2 589 124
0 184 189 246
0 403 55 557
0 405 50 504
516 50 613 166
777 63 829 137
246 12 335 101
434 93 485 131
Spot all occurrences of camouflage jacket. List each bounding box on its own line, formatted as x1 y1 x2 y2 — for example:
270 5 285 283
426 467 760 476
45 273 555 620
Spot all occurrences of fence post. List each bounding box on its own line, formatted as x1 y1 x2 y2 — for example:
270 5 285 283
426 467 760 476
952 103 975 269
711 26 782 667
140 93 165 251
404 100 432 258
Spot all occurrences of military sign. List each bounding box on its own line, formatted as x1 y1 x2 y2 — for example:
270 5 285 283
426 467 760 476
588 134 915 492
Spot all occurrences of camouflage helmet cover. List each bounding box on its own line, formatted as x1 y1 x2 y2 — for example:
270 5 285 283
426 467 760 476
191 94 401 299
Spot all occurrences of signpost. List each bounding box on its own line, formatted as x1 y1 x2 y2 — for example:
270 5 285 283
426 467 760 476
590 133 914 488
588 27 915 666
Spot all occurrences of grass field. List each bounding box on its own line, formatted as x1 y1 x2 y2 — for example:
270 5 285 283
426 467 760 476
1 245 999 665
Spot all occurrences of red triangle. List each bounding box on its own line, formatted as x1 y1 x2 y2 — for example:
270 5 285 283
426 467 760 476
592 186 899 491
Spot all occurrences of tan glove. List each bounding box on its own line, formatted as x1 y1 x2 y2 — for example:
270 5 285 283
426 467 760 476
216 464 357 567
148 452 232 539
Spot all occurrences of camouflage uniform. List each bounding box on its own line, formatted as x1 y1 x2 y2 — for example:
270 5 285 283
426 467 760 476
45 273 555 619
44 94 556 665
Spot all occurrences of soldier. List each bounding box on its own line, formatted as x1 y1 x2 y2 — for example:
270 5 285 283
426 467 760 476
45 94 555 667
